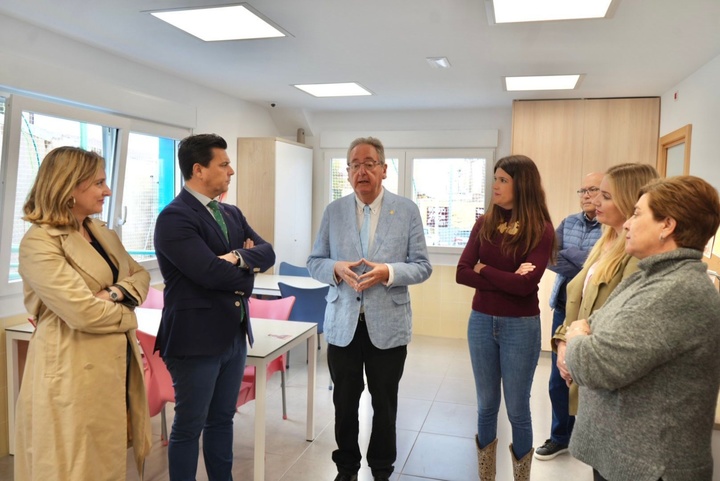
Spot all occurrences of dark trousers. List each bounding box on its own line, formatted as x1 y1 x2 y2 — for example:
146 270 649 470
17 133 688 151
164 329 247 481
327 319 407 477
549 307 574 445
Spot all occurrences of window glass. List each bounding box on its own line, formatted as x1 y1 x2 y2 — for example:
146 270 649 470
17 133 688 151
121 132 177 261
9 112 111 282
412 157 487 248
330 156 399 202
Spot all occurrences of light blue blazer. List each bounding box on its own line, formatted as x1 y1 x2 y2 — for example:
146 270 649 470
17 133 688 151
307 190 432 349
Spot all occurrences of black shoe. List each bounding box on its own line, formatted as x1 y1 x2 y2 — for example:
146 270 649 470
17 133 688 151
333 474 358 481
374 476 390 481
534 439 569 460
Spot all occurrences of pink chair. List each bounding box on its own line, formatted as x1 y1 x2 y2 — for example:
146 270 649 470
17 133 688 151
136 329 175 445
141 286 164 309
237 381 255 408
239 296 296 418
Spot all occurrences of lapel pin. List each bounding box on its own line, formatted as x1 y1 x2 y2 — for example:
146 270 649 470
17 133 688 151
389 210 394 215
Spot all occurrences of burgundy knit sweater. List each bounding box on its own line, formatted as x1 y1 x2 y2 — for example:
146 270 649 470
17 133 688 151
456 208 555 317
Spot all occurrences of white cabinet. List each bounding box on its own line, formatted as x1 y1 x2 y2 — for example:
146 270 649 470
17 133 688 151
236 138 313 271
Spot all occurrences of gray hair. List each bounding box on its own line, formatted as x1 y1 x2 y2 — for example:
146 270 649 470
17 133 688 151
346 137 385 165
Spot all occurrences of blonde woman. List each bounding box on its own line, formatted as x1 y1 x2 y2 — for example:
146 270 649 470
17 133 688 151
15 146 151 481
553 163 659 413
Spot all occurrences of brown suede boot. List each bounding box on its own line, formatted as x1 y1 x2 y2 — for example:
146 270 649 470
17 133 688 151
509 444 534 481
475 436 497 480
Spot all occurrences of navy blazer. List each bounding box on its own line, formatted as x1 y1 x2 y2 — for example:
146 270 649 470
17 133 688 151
154 189 275 357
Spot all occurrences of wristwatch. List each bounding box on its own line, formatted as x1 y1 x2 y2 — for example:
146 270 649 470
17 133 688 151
104 287 119 302
231 249 243 267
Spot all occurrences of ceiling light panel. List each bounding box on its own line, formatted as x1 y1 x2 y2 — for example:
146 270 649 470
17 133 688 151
490 0 613 24
150 4 286 41
505 75 581 91
293 83 372 98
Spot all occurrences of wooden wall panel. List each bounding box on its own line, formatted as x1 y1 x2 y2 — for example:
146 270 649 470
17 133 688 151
511 98 661 350
583 98 660 171
236 138 277 247
511 99 585 227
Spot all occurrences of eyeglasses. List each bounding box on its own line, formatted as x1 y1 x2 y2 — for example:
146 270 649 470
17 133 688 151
577 187 600 196
347 160 382 172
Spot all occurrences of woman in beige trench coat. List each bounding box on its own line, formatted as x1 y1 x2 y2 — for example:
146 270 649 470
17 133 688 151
552 163 659 415
15 146 152 481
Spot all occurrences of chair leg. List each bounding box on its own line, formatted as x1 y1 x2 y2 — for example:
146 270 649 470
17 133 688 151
281 370 287 420
160 405 169 446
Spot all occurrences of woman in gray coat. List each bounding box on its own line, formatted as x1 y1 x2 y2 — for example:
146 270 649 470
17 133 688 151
564 176 720 481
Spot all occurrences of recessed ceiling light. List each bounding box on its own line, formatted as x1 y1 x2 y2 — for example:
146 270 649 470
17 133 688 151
488 0 614 24
505 75 581 91
426 57 451 69
293 83 372 98
149 4 287 41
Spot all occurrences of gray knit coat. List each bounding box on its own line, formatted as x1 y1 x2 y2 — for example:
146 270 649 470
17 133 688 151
566 248 720 481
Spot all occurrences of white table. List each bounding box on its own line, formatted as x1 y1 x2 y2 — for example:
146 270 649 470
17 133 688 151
5 309 317 481
252 273 326 297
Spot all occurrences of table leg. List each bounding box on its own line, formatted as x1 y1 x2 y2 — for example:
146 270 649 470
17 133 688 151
306 329 317 441
253 360 267 480
6 334 28 456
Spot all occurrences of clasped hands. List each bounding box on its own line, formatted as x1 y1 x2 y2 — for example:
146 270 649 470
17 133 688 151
556 318 591 387
334 259 389 292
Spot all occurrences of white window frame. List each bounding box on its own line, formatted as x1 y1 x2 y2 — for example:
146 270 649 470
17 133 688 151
0 93 190 296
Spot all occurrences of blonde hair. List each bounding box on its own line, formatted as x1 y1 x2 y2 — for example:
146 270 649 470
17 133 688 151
585 163 659 284
23 146 105 229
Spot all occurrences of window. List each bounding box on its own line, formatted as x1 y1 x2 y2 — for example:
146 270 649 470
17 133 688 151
411 154 487 248
0 94 189 294
326 148 492 250
329 154 399 202
120 133 178 262
10 111 115 282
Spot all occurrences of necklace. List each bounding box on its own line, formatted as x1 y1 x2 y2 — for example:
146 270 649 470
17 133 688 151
497 221 520 235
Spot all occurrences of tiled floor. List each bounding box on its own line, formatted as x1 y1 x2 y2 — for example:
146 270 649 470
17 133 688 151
2 335 720 480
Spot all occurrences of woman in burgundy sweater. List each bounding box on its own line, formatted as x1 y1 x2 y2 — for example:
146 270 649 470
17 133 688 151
457 155 556 481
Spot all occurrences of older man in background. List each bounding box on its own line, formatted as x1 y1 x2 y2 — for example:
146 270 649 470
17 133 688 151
535 172 603 461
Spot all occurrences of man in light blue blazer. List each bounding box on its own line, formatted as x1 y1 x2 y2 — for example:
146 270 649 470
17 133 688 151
308 137 432 481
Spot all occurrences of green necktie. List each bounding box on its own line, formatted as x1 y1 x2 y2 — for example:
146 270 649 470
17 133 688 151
207 200 229 241
208 200 247 322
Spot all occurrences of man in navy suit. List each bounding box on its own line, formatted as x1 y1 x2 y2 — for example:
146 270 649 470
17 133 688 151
308 137 432 481
154 133 275 481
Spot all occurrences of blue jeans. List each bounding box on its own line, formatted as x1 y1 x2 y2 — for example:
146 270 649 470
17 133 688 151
549 307 574 445
164 330 247 481
467 310 541 459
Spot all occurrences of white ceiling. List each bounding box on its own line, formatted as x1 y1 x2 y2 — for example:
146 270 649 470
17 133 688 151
1 0 720 114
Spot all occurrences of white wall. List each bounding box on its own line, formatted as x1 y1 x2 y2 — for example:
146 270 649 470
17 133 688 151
660 52 720 188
